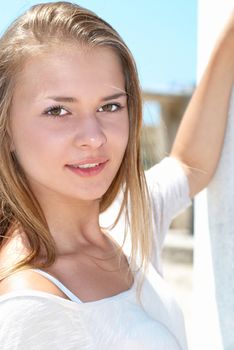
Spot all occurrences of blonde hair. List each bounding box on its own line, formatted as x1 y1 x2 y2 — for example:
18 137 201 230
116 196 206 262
0 1 153 298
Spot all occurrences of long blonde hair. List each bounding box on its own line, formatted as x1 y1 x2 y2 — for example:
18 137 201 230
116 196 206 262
0 1 153 296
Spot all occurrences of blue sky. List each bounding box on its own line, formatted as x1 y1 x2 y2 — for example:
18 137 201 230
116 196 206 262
0 0 197 93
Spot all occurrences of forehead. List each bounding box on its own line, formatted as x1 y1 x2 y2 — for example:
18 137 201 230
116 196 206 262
14 45 125 100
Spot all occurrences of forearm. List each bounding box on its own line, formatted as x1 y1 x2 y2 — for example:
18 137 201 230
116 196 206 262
171 18 234 196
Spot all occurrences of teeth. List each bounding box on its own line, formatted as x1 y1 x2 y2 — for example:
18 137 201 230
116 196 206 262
74 163 100 169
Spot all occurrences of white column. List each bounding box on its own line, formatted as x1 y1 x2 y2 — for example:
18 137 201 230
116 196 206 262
193 1 234 349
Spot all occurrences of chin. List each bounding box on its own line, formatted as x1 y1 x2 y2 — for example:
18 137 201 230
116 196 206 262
69 190 107 202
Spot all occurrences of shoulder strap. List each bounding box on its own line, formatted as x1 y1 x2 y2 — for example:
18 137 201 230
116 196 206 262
30 269 83 304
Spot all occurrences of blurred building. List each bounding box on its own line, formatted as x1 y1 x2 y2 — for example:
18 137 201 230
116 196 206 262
141 90 194 233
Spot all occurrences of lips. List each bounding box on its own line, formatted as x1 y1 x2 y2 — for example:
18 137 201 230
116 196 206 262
67 158 108 167
70 162 101 169
66 158 109 177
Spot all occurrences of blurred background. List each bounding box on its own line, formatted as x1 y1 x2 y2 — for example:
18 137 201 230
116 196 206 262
0 0 197 347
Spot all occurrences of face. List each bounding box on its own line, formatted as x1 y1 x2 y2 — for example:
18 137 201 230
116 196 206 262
9 45 129 205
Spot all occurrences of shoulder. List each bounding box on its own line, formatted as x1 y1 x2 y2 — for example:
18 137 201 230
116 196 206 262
0 275 91 349
145 157 189 187
0 291 65 334
145 156 191 206
0 291 84 349
0 269 69 300
0 272 75 331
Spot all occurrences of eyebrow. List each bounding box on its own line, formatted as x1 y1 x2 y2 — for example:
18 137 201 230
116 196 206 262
47 92 127 103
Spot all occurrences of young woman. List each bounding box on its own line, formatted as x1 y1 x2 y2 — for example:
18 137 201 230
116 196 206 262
0 2 233 349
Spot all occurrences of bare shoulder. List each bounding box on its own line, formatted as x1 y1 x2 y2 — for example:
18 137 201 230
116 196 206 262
0 231 70 300
0 269 70 300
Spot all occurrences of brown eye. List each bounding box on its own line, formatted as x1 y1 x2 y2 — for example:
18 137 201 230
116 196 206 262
44 105 69 117
98 103 121 112
50 107 62 116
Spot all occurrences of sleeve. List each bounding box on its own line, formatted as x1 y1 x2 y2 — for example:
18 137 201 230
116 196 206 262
0 296 91 350
145 157 192 253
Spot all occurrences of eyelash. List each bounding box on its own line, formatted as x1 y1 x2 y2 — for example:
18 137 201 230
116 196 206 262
43 103 124 118
43 105 69 118
97 103 123 113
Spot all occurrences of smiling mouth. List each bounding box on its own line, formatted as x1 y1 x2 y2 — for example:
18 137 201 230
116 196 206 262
66 160 109 177
70 162 101 169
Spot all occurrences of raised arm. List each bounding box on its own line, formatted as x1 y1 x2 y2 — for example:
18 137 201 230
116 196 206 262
170 14 234 198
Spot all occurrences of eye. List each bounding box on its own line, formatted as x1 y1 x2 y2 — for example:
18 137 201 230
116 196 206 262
43 105 69 117
98 103 122 113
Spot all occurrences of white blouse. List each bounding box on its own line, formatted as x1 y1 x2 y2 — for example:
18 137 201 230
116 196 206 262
0 157 192 349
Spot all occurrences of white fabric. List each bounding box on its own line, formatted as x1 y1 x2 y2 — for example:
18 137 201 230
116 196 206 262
0 157 192 350
193 87 234 350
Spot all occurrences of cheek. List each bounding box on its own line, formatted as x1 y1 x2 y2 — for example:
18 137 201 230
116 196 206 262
121 116 130 150
110 118 129 170
108 113 129 148
10 121 57 173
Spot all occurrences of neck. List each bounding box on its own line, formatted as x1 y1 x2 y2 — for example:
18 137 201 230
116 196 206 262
34 191 107 257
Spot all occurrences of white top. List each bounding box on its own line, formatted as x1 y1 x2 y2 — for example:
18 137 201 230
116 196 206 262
0 157 192 350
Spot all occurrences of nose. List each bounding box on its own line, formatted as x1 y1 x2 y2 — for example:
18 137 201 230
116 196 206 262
73 115 107 149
